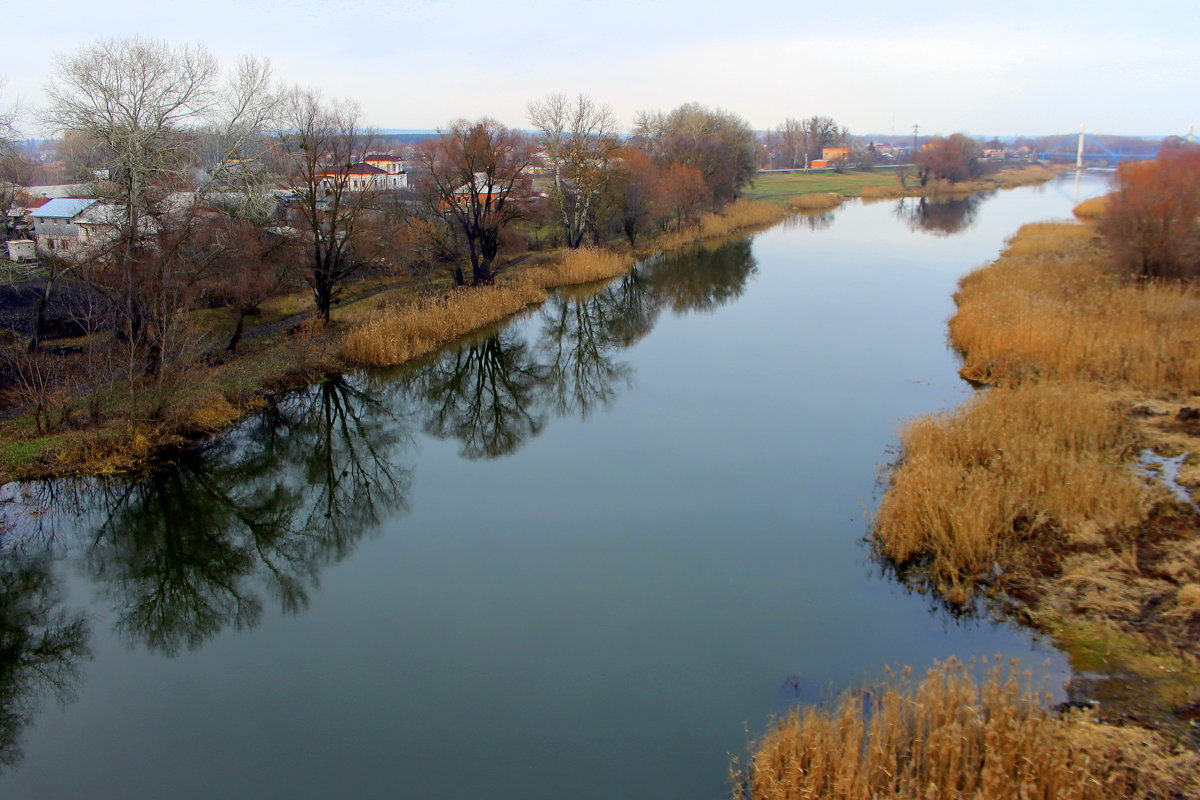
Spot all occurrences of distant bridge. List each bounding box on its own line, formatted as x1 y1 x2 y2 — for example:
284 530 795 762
1037 127 1194 165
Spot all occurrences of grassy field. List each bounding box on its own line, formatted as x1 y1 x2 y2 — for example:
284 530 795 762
745 165 1055 205
744 170 907 202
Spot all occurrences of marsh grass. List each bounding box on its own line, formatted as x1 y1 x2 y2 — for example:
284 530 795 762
342 200 787 367
1073 194 1110 220
341 274 547 367
856 166 1054 201
873 383 1145 600
787 193 843 212
950 223 1200 394
655 200 789 251
736 657 1198 800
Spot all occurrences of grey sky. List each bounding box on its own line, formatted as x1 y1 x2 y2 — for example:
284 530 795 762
4 0 1196 138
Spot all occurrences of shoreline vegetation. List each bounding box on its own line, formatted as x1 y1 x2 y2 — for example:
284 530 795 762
744 164 1056 209
741 215 1200 798
0 199 788 482
734 658 1199 800
0 165 1051 484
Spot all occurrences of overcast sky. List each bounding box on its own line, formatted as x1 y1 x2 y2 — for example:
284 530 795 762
3 0 1195 139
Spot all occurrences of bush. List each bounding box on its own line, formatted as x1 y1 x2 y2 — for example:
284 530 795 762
1098 147 1200 279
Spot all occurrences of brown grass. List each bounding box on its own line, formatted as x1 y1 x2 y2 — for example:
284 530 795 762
858 166 1054 201
736 657 1198 800
1073 194 1110 220
950 222 1200 394
342 200 788 367
655 200 789 251
787 193 843 212
873 383 1145 600
340 273 547 367
554 247 635 286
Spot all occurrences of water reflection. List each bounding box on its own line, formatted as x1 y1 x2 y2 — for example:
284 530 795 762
0 236 759 765
643 238 759 313
894 195 984 237
400 238 758 458
20 377 412 657
0 549 90 771
402 332 547 460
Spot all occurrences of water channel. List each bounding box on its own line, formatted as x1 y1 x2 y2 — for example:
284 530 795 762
1 172 1109 798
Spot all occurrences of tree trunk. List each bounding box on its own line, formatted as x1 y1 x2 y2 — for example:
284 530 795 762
28 276 53 353
314 278 332 324
227 311 247 353
471 260 493 286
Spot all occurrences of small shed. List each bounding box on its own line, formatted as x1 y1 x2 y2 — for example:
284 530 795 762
6 239 37 262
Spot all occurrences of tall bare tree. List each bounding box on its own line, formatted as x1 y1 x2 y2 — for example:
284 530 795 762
416 119 534 286
776 118 805 169
803 115 838 164
274 87 379 322
41 38 277 412
528 93 619 249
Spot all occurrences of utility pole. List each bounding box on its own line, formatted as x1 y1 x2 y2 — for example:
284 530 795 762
1076 124 1085 169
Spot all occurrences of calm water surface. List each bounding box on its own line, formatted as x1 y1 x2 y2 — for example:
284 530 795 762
1 173 1109 799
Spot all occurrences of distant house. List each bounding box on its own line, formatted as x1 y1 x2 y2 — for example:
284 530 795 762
822 147 851 162
30 198 98 255
364 153 407 176
316 162 408 192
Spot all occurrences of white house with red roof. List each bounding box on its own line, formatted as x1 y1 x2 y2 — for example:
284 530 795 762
316 161 408 192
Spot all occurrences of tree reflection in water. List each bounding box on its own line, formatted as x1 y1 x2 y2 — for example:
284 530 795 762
0 233 761 761
894 194 984 237
32 377 412 657
401 238 757 460
0 547 89 771
402 331 548 460
642 238 759 313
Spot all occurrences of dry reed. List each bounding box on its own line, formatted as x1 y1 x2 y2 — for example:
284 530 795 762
555 247 634 286
950 222 1200 394
341 274 547 366
1073 194 1110 220
857 167 1053 201
787 193 843 212
873 383 1145 599
655 200 789 251
737 657 1197 800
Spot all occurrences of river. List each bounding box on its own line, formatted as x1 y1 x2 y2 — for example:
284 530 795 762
0 172 1109 799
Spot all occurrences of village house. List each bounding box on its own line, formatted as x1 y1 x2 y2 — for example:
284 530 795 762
316 161 408 192
29 198 98 255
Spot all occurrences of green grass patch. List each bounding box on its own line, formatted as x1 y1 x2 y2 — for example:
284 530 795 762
744 170 906 203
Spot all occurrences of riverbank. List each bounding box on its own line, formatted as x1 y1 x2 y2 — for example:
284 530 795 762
875 221 1200 740
745 164 1055 206
0 200 788 483
738 216 1200 800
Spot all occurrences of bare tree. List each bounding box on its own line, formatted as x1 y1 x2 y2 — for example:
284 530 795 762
776 118 806 169
416 119 534 286
273 87 381 323
528 93 619 249
0 78 26 229
804 115 838 164
41 38 277 413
